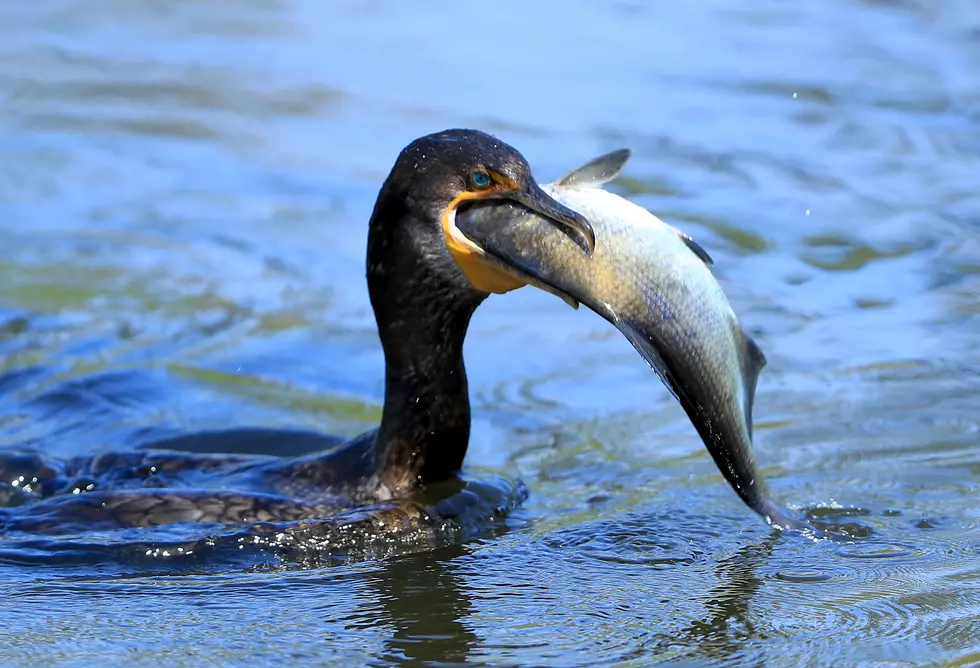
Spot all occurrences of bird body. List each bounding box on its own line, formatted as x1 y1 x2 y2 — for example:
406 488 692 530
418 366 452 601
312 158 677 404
0 130 592 537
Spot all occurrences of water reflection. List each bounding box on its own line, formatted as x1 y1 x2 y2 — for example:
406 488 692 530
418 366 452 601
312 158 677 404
359 546 477 666
675 536 776 664
352 534 786 666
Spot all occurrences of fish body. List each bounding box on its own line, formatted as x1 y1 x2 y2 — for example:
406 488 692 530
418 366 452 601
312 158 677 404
455 150 805 530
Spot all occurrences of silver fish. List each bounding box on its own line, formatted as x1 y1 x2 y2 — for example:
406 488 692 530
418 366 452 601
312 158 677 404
454 149 808 531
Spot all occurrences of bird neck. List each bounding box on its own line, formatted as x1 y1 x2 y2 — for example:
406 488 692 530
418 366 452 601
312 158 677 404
366 194 487 493
374 307 478 493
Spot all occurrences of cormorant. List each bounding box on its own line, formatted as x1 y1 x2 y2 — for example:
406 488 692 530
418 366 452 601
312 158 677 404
0 129 594 532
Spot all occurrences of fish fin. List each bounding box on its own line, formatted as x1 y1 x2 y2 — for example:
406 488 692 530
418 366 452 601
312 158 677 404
671 227 714 265
739 331 767 438
556 149 633 189
516 274 581 309
559 293 580 309
616 319 682 404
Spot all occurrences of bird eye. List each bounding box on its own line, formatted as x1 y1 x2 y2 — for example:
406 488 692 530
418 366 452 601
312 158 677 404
470 171 491 188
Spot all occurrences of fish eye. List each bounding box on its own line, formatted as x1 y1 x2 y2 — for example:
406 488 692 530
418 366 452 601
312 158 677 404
470 170 491 188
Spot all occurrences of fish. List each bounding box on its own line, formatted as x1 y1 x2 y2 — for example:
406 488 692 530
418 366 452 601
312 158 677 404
453 149 811 531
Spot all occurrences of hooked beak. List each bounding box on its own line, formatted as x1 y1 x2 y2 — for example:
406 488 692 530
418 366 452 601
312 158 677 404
506 183 595 256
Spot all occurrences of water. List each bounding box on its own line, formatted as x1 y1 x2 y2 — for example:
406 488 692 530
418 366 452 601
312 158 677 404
1 0 979 664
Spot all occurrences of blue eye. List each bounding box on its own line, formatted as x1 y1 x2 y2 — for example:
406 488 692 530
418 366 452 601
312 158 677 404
471 171 491 188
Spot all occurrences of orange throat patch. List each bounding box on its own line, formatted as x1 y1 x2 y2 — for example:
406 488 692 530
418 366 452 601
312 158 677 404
441 194 528 294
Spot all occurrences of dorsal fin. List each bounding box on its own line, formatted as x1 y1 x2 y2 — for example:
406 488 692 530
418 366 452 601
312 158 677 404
556 149 632 189
557 149 713 265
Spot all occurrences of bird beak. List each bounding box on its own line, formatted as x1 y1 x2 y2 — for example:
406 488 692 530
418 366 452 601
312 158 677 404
506 184 595 256
450 197 588 306
442 181 595 295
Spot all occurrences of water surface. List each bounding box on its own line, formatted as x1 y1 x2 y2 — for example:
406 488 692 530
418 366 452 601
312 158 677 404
1 0 979 665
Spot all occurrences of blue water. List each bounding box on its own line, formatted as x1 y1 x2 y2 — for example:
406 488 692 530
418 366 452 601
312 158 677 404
2 0 979 665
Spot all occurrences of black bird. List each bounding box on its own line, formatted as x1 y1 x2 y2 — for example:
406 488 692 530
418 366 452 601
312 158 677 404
0 129 595 535
363 129 593 494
